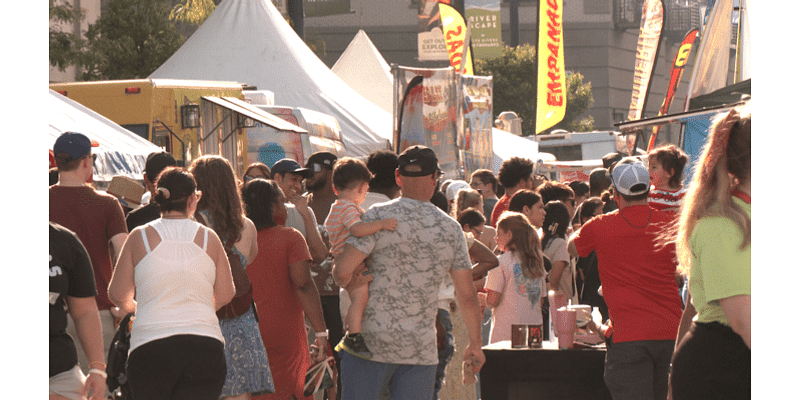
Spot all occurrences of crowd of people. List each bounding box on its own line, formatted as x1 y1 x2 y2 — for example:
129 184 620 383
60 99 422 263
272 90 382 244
49 100 750 400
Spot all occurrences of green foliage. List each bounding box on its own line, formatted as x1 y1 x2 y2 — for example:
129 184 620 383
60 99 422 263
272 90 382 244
49 0 85 72
80 0 185 80
170 0 217 25
475 44 594 135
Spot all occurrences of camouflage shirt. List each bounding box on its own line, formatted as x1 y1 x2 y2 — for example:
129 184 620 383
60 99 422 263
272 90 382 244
347 197 472 365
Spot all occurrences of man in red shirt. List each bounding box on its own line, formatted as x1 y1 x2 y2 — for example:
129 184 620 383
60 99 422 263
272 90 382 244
568 157 681 400
490 157 534 227
50 132 129 374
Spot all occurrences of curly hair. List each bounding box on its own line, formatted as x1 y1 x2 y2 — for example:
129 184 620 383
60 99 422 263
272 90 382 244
189 155 245 244
497 157 534 189
452 188 483 218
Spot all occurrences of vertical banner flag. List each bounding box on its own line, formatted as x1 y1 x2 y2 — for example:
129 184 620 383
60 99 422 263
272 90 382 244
418 0 450 61
439 3 474 75
535 0 566 134
461 74 494 173
628 0 664 122
393 66 461 178
466 0 502 59
734 0 750 83
684 0 733 109
647 28 699 151
303 0 350 17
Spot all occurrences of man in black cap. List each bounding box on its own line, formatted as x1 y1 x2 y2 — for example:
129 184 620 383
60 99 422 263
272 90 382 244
49 132 129 377
271 158 328 264
332 146 485 399
125 152 177 231
305 151 339 225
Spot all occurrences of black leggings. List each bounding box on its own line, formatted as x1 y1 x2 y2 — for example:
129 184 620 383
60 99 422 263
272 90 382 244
127 334 226 400
670 321 750 400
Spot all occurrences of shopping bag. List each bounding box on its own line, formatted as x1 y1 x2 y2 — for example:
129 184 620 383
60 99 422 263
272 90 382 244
303 356 335 397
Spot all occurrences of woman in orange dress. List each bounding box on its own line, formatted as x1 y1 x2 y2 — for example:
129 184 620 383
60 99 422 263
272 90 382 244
242 178 329 400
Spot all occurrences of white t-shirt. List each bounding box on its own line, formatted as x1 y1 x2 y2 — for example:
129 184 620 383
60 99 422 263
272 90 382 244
543 237 577 304
485 251 546 344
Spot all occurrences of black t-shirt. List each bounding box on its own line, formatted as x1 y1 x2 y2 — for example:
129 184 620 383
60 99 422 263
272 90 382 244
126 202 161 232
50 222 97 377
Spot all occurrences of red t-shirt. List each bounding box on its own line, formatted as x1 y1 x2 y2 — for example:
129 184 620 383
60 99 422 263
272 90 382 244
49 185 128 310
249 226 313 400
490 194 511 227
572 205 681 343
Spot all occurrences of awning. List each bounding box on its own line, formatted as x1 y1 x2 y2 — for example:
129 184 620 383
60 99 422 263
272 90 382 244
201 96 308 133
614 101 746 132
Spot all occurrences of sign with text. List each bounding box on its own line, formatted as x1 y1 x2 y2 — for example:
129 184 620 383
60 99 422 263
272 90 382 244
535 0 566 134
466 0 502 58
418 0 450 61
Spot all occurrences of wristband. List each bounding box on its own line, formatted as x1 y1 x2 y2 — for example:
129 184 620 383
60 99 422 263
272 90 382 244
315 330 329 338
88 368 108 379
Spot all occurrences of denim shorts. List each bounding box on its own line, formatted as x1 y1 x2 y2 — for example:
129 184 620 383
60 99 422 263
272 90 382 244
339 350 437 400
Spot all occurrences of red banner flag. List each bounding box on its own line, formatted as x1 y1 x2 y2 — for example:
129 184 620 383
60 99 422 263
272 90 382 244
647 28 699 151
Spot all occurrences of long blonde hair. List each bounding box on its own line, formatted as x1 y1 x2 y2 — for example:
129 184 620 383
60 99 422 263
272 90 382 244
675 101 751 275
497 212 545 279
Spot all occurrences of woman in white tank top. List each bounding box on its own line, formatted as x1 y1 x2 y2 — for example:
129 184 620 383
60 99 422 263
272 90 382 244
108 167 235 400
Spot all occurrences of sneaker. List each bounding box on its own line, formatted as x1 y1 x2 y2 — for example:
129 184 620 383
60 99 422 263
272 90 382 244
335 332 373 359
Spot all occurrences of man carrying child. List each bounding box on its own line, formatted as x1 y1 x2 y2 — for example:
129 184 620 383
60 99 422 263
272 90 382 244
325 157 397 359
332 146 485 400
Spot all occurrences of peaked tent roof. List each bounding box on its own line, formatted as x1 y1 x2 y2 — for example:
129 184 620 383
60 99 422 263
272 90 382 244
49 89 162 182
148 0 392 158
332 30 393 114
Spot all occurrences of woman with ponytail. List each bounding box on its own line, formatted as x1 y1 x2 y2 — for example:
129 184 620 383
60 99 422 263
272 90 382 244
541 201 577 304
670 102 751 399
482 212 547 344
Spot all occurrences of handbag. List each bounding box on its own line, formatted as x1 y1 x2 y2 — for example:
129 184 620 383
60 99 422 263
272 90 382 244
195 213 257 320
216 236 257 320
106 313 134 400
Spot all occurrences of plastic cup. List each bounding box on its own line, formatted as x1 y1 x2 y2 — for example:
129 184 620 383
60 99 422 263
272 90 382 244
548 291 567 335
511 324 528 348
556 307 577 349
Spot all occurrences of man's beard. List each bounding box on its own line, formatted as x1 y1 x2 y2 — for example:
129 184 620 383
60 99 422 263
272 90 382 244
306 177 328 192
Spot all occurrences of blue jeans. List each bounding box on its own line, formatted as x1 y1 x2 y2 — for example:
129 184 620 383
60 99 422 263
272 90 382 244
339 350 437 400
604 340 674 400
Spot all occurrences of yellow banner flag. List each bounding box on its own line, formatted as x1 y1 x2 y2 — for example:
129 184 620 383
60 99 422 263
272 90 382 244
536 0 566 134
439 3 473 75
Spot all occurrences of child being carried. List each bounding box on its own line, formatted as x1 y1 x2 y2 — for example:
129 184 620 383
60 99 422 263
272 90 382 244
324 157 397 359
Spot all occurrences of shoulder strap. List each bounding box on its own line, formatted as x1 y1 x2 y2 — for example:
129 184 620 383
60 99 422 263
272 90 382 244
140 226 151 254
202 225 209 251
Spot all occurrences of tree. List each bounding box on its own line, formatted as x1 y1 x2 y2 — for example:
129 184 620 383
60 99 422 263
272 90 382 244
475 44 594 135
80 0 185 80
170 0 218 25
49 0 85 72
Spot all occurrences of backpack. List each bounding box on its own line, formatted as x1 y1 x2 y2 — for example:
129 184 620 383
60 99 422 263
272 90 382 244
106 313 134 400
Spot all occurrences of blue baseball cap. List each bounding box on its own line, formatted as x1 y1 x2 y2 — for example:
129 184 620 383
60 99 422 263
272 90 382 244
271 158 312 179
53 132 98 163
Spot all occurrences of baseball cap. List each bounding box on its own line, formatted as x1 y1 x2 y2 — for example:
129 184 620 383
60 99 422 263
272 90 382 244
53 132 99 163
271 158 312 179
397 145 441 177
145 152 177 182
446 180 470 201
611 158 650 196
305 151 337 172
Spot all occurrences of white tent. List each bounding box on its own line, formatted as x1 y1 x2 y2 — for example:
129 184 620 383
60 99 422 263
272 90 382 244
48 89 162 182
148 0 392 158
332 30 394 114
491 128 540 174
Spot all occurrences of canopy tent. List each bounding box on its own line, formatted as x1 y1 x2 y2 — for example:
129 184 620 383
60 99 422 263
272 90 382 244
332 30 394 114
48 89 162 182
148 0 392 158
491 128 540 174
